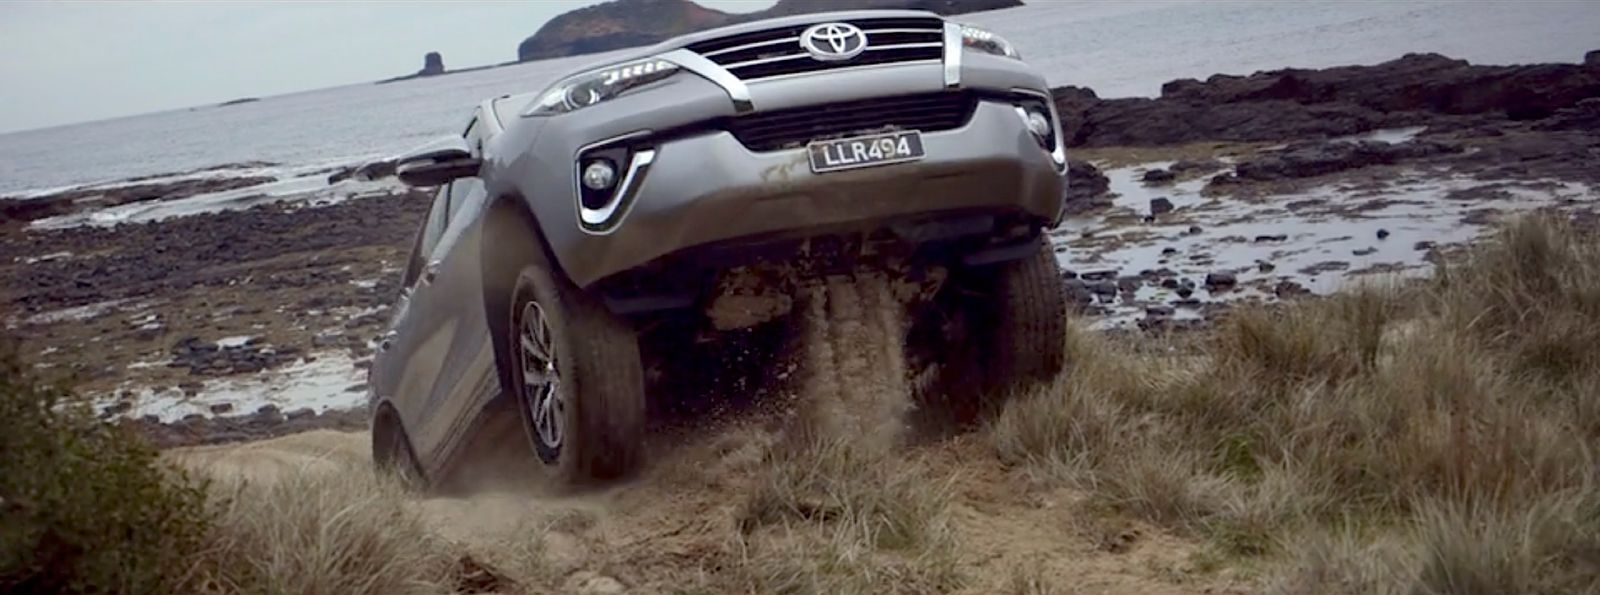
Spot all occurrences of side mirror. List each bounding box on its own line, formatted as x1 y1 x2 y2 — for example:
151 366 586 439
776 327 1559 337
395 136 481 187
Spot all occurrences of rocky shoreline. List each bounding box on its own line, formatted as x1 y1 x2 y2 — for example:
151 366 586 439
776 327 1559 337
4 50 1597 447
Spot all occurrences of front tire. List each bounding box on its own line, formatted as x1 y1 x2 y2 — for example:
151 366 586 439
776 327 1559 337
910 236 1067 422
986 236 1069 390
507 262 646 483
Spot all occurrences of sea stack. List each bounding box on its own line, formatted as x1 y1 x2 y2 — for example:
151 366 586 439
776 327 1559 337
419 52 444 77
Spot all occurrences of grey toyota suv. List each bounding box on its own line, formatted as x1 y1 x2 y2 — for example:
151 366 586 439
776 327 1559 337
370 10 1068 487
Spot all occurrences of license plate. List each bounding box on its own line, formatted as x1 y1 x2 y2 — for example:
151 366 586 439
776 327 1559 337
807 131 925 173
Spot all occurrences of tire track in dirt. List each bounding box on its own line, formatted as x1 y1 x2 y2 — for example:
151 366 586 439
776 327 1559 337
795 274 913 451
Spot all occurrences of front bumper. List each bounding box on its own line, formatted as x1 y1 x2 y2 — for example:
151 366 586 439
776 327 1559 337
552 98 1065 288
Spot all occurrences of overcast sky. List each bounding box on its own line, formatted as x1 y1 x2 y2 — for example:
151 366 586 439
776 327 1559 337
0 0 777 134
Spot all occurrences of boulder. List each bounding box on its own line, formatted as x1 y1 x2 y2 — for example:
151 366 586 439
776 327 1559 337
1204 271 1238 289
1142 168 1176 184
1063 159 1111 214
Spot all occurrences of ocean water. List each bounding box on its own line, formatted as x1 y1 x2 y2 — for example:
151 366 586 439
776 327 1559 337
1 0 1597 196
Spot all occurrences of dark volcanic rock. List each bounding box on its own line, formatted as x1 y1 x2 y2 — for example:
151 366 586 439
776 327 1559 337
1062 279 1094 308
1087 281 1118 297
1049 85 1099 142
1142 168 1176 184
1232 139 1462 181
1 191 427 313
326 158 397 184
1535 97 1600 131
1159 52 1600 120
1274 280 1311 298
1063 159 1112 214
1150 197 1175 216
1170 159 1225 174
1204 271 1237 289
1052 51 1600 147
1058 94 1405 148
2 174 274 224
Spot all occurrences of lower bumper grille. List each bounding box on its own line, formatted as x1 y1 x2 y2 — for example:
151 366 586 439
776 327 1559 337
725 92 978 152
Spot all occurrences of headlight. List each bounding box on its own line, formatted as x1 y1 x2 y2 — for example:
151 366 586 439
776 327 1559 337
960 25 1021 59
523 58 680 117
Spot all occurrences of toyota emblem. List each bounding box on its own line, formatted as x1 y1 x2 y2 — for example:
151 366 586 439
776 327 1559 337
800 22 868 62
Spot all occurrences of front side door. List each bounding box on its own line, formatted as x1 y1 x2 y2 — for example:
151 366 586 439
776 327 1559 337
377 113 504 470
372 183 451 433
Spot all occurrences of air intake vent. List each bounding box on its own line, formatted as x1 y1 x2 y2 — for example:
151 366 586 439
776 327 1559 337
686 17 944 81
726 92 977 152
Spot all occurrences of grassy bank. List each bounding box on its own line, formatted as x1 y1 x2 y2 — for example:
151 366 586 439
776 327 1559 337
5 216 1597 593
994 216 1600 593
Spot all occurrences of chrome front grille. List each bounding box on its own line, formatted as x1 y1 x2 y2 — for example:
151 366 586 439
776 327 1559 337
726 91 977 152
686 17 944 81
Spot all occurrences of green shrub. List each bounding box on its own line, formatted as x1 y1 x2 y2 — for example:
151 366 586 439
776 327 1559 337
0 348 212 594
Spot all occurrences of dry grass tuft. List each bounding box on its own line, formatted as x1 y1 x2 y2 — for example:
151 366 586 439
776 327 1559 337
990 215 1600 590
719 435 963 593
199 471 459 594
1410 491 1600 595
1004 562 1066 595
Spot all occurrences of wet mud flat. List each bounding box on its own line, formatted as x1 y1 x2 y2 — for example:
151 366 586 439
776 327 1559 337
3 49 1597 446
1 188 429 444
1051 50 1600 331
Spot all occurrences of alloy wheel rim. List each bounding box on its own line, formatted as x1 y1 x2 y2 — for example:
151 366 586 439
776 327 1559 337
518 300 563 453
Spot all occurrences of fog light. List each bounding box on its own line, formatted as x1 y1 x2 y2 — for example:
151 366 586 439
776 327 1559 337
1025 110 1052 139
582 159 616 190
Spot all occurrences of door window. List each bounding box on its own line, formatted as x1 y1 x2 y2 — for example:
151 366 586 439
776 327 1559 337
403 185 452 288
447 177 482 220
463 116 486 157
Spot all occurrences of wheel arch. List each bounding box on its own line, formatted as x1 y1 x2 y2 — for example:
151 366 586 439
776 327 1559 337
481 192 563 404
370 400 413 472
